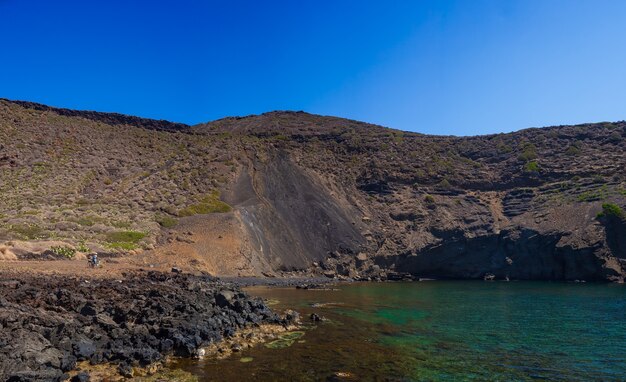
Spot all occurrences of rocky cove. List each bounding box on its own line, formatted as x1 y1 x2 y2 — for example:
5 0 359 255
0 98 625 381
0 271 298 381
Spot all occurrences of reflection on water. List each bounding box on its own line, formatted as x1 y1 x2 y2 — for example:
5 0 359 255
172 281 626 381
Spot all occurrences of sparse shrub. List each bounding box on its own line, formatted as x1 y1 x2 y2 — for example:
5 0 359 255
156 214 178 228
75 217 95 226
565 145 581 156
106 230 146 243
608 131 622 143
497 143 513 154
524 161 540 173
76 241 89 253
518 143 537 162
107 242 139 250
437 179 452 189
547 130 559 139
105 231 146 250
111 220 132 229
424 194 435 204
592 175 605 184
392 132 404 143
577 186 607 202
50 245 76 259
11 224 44 240
178 191 231 216
597 203 625 219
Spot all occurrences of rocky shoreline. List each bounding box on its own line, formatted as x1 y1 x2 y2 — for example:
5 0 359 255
0 271 296 381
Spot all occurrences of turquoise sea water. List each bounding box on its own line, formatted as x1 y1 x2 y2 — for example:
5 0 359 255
175 282 626 381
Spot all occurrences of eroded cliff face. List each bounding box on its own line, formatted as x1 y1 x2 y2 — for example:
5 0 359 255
223 150 367 271
209 114 626 281
215 145 625 282
1 100 625 281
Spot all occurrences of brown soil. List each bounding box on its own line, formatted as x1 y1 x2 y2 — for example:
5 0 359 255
1 99 625 281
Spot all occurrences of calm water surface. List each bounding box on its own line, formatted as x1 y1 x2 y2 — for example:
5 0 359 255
174 281 626 381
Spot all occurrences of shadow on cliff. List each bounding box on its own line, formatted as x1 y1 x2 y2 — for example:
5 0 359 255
376 228 619 281
600 214 626 263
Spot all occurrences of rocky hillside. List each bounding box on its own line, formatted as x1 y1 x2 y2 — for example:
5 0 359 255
1 99 625 281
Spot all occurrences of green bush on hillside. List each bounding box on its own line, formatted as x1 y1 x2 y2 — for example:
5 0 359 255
578 191 603 202
524 161 540 173
76 241 90 253
10 224 45 240
565 145 581 156
106 230 146 243
597 203 625 219
437 179 452 189
156 214 178 228
50 246 76 259
178 191 231 216
518 143 537 162
105 230 146 250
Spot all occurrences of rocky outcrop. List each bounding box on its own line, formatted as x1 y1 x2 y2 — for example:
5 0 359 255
0 272 291 381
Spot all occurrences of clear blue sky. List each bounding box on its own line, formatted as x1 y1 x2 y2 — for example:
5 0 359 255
1 0 625 135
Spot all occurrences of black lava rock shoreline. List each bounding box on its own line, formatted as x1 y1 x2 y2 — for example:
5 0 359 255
0 271 291 381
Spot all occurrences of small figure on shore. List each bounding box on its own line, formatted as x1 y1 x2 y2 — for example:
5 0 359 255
88 254 99 268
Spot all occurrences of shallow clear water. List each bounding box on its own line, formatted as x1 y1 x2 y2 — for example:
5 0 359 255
174 281 626 381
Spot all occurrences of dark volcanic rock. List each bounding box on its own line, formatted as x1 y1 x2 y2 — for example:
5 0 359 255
216 290 236 308
3 99 188 131
70 372 90 382
0 272 288 380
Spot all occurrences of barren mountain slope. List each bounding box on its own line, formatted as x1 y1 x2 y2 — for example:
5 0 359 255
1 99 625 280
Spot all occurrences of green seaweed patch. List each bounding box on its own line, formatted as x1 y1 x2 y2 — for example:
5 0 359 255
240 357 254 363
336 307 426 326
178 190 232 216
265 331 305 349
133 368 198 382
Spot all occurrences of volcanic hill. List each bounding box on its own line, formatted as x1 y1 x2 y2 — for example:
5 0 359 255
1 99 625 281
